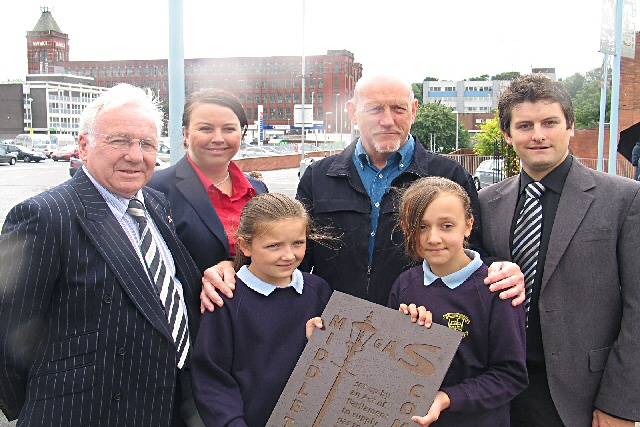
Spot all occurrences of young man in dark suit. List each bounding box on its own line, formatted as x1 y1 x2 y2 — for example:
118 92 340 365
479 75 640 426
0 84 203 426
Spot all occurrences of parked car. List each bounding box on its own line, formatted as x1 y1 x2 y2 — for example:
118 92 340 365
69 156 170 177
0 146 17 165
298 156 325 178
473 159 505 190
0 143 47 163
51 146 79 161
14 133 50 153
157 143 171 162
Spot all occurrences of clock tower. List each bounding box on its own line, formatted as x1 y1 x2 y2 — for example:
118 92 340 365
26 7 69 74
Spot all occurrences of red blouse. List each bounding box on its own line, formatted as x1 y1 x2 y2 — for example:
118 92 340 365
187 155 256 256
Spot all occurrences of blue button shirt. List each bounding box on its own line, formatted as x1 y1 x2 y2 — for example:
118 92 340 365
423 249 483 289
353 136 415 263
236 265 304 296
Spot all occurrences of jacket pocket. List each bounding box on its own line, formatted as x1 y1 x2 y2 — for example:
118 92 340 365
32 364 95 401
31 331 99 400
576 227 615 242
51 331 99 362
588 346 611 372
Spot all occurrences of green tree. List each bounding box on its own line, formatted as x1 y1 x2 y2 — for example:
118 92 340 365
467 74 490 81
574 79 606 128
159 99 170 136
474 117 519 177
411 83 423 104
412 102 471 153
491 71 520 81
560 67 610 129
561 72 586 98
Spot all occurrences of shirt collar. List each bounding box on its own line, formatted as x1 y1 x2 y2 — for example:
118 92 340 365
354 135 415 171
423 249 483 289
236 265 304 296
519 154 573 195
187 155 256 200
82 165 144 219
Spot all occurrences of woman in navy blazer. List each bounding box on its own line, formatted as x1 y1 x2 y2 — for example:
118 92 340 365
149 89 267 275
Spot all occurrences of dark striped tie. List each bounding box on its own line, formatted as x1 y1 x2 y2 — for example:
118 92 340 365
127 199 190 368
511 182 545 324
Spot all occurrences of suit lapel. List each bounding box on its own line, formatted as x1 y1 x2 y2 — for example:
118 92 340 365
72 169 174 343
175 157 230 253
486 177 520 260
540 161 595 294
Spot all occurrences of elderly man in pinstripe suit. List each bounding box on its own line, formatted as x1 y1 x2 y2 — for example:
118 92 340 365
0 84 204 427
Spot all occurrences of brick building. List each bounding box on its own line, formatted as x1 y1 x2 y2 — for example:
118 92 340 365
25 9 362 130
619 32 640 133
61 52 362 130
26 7 69 75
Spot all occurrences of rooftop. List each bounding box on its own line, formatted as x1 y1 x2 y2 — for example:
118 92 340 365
31 7 63 33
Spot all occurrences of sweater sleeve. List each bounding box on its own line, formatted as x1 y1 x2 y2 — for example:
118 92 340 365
441 296 528 413
387 275 404 309
191 301 249 427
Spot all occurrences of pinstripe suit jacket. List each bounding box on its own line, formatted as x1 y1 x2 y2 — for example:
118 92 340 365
0 169 202 426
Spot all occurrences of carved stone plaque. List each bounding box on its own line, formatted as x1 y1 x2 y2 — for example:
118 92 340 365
267 291 463 427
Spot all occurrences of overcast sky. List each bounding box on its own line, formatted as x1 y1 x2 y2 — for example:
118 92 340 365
1 0 638 84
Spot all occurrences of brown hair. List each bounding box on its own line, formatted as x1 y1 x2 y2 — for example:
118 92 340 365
399 177 473 261
233 193 330 270
182 88 248 137
498 74 574 136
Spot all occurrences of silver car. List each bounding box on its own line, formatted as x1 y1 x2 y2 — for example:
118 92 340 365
473 159 505 190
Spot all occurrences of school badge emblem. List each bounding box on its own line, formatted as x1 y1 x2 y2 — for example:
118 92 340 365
443 312 471 337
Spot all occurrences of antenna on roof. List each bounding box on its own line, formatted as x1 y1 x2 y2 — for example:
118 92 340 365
41 6 49 13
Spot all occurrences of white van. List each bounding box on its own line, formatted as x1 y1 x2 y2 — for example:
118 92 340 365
14 134 52 156
50 134 76 148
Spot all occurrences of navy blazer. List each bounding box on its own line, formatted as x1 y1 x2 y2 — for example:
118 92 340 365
0 169 202 426
149 156 268 275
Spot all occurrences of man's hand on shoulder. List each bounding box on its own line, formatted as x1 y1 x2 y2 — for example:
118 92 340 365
484 261 525 306
200 260 237 313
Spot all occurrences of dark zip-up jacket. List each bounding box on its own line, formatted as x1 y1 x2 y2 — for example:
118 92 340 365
296 137 485 306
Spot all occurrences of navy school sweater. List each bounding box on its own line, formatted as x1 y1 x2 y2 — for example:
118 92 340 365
191 272 332 427
388 264 528 427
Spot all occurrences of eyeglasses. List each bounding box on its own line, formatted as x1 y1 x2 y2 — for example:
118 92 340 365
93 133 158 153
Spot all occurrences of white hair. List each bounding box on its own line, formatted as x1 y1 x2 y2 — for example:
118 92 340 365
79 83 163 145
351 74 415 105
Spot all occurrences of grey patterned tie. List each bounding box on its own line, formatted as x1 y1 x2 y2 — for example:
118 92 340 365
127 199 190 368
511 182 545 324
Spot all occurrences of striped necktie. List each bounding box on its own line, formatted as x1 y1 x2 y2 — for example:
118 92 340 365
127 198 190 369
511 182 545 324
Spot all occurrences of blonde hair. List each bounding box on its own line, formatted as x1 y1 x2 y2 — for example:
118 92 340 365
399 177 473 261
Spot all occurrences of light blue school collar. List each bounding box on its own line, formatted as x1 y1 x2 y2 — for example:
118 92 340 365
423 249 482 289
237 265 304 296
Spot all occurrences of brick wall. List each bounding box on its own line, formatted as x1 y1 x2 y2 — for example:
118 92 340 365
234 150 337 172
620 32 640 132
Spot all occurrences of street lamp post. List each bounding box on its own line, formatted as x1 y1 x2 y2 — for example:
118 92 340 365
335 94 340 140
300 0 306 160
453 110 459 151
